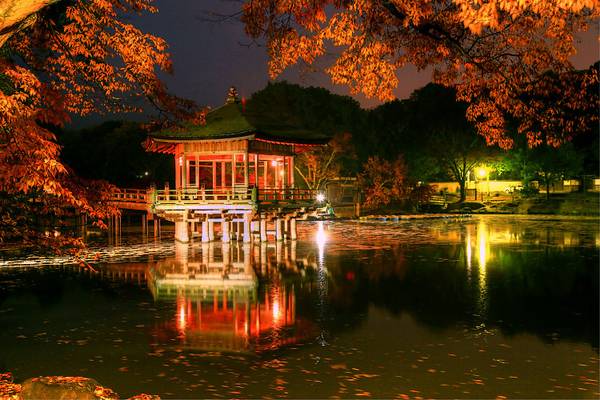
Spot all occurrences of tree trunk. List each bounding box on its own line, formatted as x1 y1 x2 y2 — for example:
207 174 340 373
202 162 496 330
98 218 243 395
458 179 466 202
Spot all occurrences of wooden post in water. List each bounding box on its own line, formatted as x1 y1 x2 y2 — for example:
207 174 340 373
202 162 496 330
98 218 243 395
289 218 298 240
222 219 230 243
201 220 209 242
208 220 215 241
260 217 267 242
243 214 251 243
275 218 283 241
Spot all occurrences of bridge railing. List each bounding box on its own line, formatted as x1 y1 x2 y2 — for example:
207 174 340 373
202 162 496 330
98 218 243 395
110 188 150 204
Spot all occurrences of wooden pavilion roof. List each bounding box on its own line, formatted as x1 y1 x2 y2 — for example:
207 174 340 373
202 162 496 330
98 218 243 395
147 99 331 153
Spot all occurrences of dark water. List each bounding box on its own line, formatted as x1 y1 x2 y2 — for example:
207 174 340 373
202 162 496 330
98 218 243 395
0 216 598 398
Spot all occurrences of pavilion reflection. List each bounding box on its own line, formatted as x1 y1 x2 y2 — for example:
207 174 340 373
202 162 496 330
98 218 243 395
146 241 318 353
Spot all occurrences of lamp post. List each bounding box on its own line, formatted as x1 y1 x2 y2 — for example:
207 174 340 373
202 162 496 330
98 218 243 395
476 166 489 201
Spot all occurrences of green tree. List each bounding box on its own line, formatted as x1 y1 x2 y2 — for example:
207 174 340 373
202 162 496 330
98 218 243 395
531 144 583 199
402 84 495 201
58 121 174 188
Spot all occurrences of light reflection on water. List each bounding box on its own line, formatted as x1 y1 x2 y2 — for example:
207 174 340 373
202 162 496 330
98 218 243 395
0 215 598 398
146 241 313 353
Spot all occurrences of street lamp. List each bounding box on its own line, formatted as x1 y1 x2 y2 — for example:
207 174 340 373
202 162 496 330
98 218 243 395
476 166 489 201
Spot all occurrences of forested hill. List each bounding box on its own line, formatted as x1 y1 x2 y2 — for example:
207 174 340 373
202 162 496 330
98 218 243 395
57 80 599 188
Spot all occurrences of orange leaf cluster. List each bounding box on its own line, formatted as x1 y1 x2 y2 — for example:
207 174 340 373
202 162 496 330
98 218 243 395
358 156 408 209
243 0 599 147
0 0 187 248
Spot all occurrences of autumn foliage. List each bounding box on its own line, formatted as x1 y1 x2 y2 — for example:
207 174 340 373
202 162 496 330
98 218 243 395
358 156 408 209
0 0 189 247
295 132 354 190
243 0 599 148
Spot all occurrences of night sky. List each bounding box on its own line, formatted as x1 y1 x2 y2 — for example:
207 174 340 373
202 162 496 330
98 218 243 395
73 0 600 126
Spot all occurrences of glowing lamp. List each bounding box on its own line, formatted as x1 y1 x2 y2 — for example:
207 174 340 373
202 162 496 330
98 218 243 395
316 193 325 203
476 167 487 178
271 160 278 167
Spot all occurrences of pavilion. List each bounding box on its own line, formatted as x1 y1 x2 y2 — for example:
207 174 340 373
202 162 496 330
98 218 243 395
144 87 329 242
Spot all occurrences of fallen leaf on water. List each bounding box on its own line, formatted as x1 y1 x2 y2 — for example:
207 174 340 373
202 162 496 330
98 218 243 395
330 364 347 370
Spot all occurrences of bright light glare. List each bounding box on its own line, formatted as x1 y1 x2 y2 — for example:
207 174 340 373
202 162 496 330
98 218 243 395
271 160 278 166
477 167 487 178
272 297 281 323
316 193 325 202
316 221 327 263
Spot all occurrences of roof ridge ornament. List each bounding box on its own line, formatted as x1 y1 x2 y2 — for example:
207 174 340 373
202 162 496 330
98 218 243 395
226 86 239 104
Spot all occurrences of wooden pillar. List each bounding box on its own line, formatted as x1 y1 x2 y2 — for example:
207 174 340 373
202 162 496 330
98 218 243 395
212 161 217 189
201 220 209 242
221 161 226 189
142 213 147 236
244 152 249 187
243 243 251 273
222 220 230 243
254 154 259 187
181 153 187 188
276 240 283 264
243 214 251 243
208 220 215 241
275 218 283 241
153 217 158 237
251 221 258 240
232 153 237 187
289 218 297 240
175 154 181 189
263 158 268 189
231 220 237 241
238 221 243 241
291 240 297 262
289 156 294 188
202 243 209 266
175 218 189 243
195 154 200 188
260 217 267 242
260 242 267 274
223 243 231 266
282 157 287 189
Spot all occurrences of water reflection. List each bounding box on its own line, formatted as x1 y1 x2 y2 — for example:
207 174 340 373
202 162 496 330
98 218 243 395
145 242 318 353
1 217 598 398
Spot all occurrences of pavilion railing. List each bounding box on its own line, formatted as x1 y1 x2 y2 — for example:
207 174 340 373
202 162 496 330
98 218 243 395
153 187 319 205
110 187 321 209
155 188 252 203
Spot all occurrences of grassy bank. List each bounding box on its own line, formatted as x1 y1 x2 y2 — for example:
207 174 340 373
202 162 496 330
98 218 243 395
358 192 600 217
477 192 600 216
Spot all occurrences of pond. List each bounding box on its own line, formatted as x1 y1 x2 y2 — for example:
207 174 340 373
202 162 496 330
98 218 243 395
0 216 598 398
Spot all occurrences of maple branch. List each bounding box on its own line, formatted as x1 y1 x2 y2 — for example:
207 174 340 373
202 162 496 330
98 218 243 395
0 0 60 47
294 164 311 190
